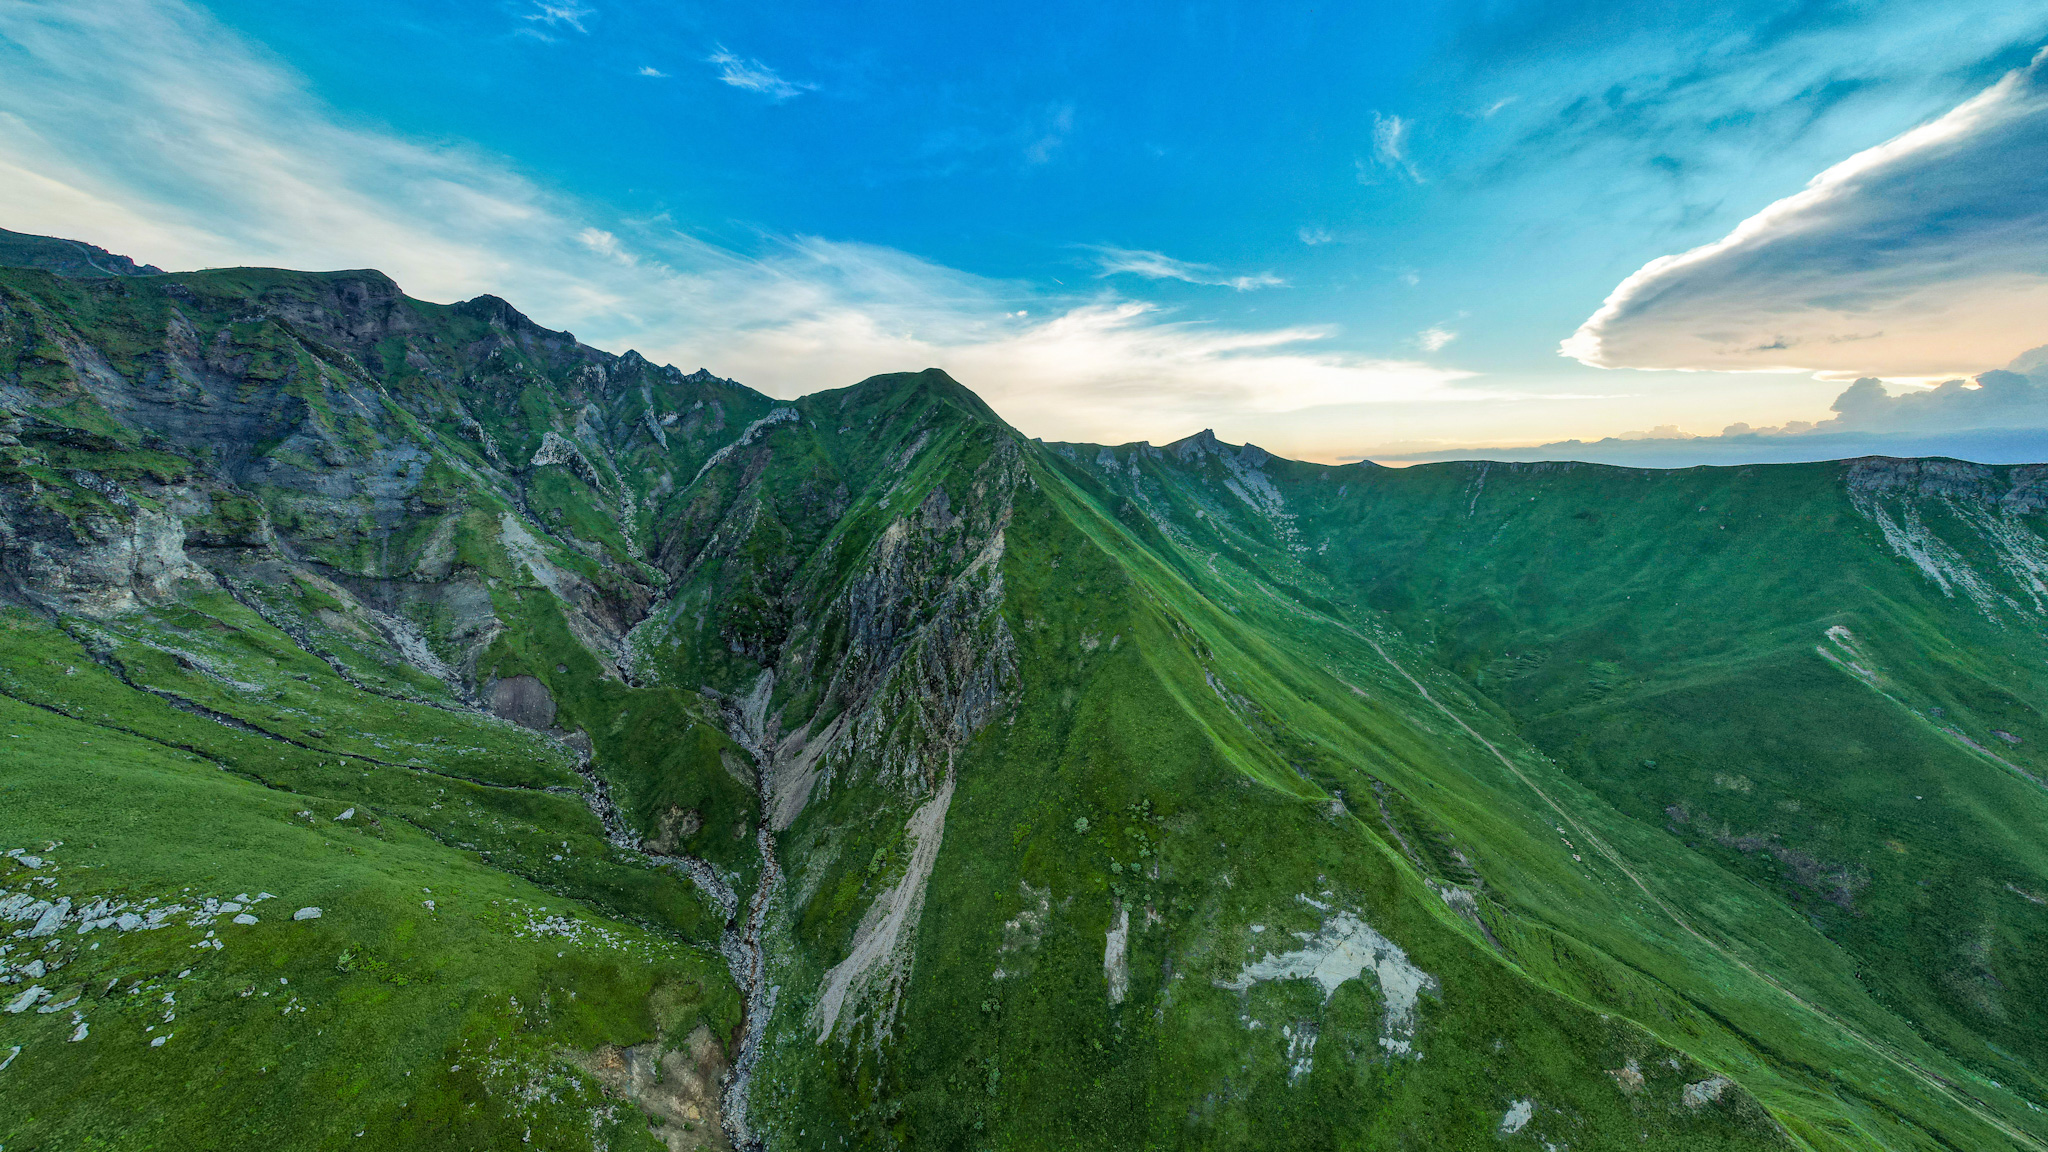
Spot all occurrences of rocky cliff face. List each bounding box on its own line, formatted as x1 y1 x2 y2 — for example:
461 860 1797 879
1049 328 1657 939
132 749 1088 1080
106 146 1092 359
6 238 2047 1152
0 256 774 690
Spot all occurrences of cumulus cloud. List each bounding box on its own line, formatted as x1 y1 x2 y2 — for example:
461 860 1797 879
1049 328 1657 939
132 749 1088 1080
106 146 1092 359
1383 348 2048 468
0 0 1470 452
1088 246 1284 291
1564 47 2048 380
707 47 814 101
1819 365 2048 434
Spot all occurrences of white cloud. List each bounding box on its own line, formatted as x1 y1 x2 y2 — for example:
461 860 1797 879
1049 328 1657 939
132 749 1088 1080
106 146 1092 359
0 0 1470 454
688 285 1473 440
1089 246 1284 291
1611 424 1696 440
1297 226 1334 246
1812 363 2048 434
522 2 591 35
637 65 668 78
577 227 634 265
1417 325 1456 352
707 47 814 101
1564 48 2048 380
1364 111 1422 183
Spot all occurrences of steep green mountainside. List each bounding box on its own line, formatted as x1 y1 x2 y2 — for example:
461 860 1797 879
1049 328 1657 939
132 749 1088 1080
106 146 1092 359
0 229 163 280
0 242 2044 1151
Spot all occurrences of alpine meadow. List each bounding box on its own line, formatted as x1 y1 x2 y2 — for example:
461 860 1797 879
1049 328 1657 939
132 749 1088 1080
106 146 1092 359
0 223 2046 1151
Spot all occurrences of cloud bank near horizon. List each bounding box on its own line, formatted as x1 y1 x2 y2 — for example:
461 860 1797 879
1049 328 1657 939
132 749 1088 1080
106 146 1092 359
1563 47 2048 381
0 0 1473 450
1382 350 2048 467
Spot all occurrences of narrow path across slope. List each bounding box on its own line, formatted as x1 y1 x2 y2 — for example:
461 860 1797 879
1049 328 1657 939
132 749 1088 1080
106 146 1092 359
1258 586 2044 1151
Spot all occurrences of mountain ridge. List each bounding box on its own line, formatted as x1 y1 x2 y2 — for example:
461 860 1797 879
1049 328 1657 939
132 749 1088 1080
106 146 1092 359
1 239 2046 1151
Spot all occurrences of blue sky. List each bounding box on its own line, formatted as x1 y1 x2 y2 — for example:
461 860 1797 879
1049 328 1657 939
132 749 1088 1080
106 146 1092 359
4 0 2048 461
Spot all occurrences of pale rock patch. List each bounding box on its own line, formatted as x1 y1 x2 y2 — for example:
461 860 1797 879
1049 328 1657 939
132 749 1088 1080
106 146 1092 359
1104 901 1130 1005
1682 1075 1733 1108
1500 1098 1535 1134
1216 904 1438 1059
813 771 956 1044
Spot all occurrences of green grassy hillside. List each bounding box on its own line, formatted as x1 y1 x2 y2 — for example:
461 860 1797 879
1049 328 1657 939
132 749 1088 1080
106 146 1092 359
2 244 2045 1150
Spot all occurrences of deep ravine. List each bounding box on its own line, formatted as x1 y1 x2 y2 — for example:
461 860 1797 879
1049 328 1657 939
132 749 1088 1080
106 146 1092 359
562 733 777 1151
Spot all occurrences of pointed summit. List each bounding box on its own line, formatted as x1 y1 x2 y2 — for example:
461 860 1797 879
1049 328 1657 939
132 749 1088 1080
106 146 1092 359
1168 428 1225 461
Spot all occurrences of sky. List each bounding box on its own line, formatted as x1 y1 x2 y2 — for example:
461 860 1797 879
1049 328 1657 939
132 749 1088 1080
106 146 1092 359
3 0 2047 464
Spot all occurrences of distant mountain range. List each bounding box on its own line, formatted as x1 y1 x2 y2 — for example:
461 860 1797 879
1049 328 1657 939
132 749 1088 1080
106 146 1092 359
2 231 2045 1151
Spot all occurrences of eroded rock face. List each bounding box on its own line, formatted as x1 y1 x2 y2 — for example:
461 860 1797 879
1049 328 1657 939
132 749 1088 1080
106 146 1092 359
0 252 774 700
487 675 557 730
0 482 214 616
563 1024 730 1152
1844 458 2048 625
1844 456 2048 513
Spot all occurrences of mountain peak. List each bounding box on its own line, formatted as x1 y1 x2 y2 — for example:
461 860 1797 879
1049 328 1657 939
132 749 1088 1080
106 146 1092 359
1167 427 1226 460
834 367 1008 427
452 293 569 341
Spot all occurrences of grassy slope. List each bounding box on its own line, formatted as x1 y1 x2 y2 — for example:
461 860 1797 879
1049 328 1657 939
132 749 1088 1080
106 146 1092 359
631 383 2004 1150
1299 460 2048 1085
7 243 2048 1150
0 262 766 1148
799 470 1789 1152
968 441 2048 1151
0 608 741 1149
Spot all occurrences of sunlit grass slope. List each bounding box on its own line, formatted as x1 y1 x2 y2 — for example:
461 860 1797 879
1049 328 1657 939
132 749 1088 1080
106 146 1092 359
1027 437 2048 1150
0 605 740 1149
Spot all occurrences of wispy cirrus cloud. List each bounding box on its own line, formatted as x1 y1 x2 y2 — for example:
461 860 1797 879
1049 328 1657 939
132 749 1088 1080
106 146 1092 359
637 65 668 78
0 0 1468 456
1022 103 1075 165
519 1 591 37
576 227 635 265
1564 47 2048 381
1360 111 1422 183
707 46 814 101
1089 246 1284 291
